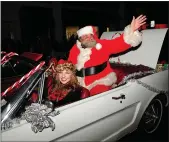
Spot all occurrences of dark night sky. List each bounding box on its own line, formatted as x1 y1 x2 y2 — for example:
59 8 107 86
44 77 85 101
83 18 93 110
62 1 168 25
1 1 168 42
2 1 168 26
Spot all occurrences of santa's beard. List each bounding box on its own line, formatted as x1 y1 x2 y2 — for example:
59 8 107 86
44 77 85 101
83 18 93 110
81 39 97 48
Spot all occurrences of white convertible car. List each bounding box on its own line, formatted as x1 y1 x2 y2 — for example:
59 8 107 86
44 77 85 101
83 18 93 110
1 28 168 141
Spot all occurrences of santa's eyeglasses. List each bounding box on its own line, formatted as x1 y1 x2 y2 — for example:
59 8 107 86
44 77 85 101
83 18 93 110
79 34 94 41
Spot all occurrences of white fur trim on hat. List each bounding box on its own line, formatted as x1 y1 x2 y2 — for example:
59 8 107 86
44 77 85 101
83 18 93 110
77 26 93 37
95 43 102 50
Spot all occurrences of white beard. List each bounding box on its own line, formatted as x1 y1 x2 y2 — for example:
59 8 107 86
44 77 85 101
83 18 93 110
76 40 92 71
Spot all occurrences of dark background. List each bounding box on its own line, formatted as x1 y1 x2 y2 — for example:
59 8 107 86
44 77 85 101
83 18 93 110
1 1 168 58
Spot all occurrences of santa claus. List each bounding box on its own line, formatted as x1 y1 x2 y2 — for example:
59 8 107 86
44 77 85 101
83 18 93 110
68 15 147 95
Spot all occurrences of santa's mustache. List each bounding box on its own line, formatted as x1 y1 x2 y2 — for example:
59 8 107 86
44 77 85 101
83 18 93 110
81 39 97 48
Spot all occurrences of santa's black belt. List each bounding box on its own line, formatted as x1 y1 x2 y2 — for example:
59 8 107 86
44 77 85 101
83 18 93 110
76 61 107 77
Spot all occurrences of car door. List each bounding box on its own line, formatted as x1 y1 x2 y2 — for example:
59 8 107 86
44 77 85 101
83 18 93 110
51 82 145 142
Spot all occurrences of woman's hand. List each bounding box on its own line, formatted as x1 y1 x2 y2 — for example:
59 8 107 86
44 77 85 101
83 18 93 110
131 15 147 32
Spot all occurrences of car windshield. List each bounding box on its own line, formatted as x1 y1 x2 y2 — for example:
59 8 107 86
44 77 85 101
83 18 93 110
2 56 35 78
1 53 6 59
1 55 38 93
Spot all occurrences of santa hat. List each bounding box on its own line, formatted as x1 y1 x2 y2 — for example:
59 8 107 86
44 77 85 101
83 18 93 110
77 26 102 50
58 59 72 65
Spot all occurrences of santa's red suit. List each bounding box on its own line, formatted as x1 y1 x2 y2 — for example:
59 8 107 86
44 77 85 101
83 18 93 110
68 25 142 95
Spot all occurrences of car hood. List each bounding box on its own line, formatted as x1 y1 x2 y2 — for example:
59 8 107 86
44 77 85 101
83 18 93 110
100 28 168 69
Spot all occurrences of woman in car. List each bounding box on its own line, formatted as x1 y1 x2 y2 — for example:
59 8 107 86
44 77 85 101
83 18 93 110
46 59 90 108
